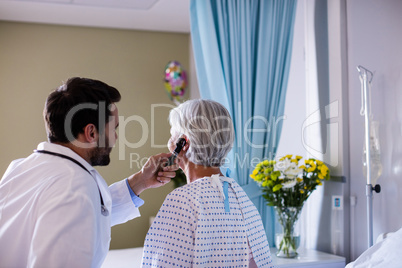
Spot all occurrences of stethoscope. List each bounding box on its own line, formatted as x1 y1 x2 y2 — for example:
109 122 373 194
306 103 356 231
34 150 109 217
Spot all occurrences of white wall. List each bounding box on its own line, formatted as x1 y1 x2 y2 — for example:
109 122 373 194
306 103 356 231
276 0 306 157
346 0 402 260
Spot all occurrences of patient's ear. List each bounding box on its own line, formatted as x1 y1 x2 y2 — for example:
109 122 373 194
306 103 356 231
183 142 189 152
181 135 190 152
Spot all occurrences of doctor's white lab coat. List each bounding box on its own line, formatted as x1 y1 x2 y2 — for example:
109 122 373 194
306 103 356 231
0 142 141 268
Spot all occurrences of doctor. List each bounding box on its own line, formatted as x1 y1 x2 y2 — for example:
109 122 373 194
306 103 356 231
0 77 177 267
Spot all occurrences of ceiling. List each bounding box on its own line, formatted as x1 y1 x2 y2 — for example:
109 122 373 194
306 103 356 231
0 0 191 33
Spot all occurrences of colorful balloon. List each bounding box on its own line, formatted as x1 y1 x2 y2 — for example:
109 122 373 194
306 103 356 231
164 61 187 105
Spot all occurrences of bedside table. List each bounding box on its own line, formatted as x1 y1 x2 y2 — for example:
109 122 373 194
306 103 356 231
271 248 346 268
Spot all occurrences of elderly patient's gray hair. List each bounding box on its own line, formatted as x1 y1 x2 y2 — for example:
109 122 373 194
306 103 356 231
169 99 234 167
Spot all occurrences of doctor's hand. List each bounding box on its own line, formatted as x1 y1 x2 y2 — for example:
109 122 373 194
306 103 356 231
127 153 179 195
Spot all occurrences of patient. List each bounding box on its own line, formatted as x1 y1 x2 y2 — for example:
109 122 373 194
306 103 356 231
141 99 274 267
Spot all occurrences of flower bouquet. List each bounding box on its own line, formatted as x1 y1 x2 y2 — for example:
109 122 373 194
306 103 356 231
250 155 330 258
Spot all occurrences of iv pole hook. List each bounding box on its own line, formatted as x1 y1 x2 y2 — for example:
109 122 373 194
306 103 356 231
357 65 374 83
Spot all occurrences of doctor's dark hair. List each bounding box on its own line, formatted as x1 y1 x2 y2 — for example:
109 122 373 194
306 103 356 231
44 77 121 143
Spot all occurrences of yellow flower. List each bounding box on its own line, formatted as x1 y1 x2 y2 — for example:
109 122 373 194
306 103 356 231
253 156 329 209
271 171 280 181
304 159 315 166
321 165 329 177
273 184 283 192
307 161 316 172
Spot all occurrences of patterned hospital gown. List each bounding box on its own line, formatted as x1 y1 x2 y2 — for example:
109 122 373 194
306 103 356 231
141 175 274 267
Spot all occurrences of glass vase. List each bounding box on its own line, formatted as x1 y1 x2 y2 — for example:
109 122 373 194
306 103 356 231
275 206 302 258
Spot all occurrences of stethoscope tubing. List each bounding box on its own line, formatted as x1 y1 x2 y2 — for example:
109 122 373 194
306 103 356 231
34 150 109 216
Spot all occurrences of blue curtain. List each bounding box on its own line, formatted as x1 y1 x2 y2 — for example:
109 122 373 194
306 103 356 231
190 0 297 245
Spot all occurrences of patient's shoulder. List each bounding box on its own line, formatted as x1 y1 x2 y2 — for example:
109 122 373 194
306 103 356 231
168 180 202 199
165 179 212 207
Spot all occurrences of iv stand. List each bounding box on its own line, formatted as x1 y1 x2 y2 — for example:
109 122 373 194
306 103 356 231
357 65 381 248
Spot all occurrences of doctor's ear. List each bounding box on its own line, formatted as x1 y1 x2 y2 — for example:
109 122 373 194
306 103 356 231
83 124 99 144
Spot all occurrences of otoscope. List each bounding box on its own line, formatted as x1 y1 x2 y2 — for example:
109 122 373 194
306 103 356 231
165 137 186 166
